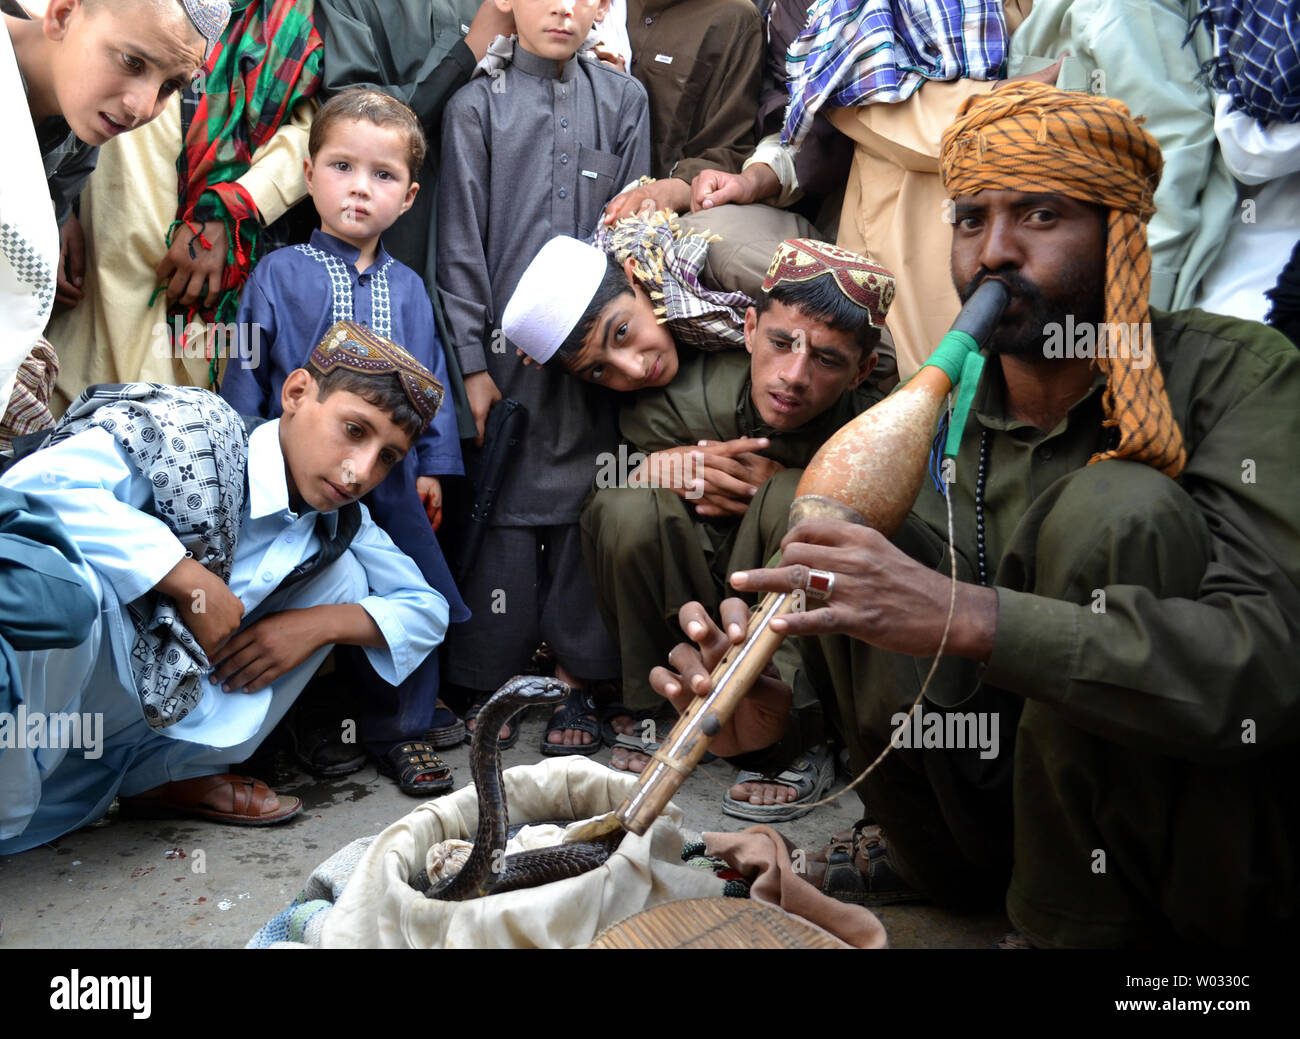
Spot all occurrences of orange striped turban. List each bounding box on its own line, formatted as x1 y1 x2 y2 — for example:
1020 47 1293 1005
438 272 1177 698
939 81 1186 478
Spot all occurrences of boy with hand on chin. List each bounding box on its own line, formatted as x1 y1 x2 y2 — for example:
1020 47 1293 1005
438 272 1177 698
220 89 468 792
0 321 450 851
437 0 649 752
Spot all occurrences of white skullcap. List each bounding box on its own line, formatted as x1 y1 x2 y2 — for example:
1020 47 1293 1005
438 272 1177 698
502 236 610 363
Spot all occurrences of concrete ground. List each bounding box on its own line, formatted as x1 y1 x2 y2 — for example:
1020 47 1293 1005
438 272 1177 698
0 708 1008 948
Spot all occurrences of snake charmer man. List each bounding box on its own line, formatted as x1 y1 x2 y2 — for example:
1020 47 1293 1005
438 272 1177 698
649 81 1300 948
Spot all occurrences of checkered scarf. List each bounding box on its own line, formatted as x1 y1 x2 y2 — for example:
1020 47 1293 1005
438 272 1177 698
782 0 1007 149
0 340 57 455
941 82 1187 478
162 0 323 383
1193 0 1300 124
46 385 249 729
593 209 753 350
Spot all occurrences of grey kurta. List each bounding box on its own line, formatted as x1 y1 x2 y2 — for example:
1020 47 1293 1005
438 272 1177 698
436 42 651 525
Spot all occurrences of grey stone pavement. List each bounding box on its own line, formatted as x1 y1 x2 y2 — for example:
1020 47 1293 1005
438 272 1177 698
0 708 1009 948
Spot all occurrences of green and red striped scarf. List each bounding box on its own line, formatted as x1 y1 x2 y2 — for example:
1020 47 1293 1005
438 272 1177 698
158 0 323 384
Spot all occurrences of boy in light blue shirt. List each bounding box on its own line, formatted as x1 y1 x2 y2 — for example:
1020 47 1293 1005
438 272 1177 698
0 322 449 852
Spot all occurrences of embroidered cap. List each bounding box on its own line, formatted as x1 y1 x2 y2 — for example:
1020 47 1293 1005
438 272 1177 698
309 320 444 432
762 238 896 330
503 236 611 363
180 0 232 59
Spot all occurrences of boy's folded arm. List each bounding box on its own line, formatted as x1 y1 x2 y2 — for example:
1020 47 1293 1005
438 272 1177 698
236 99 316 226
345 506 451 685
0 489 98 650
436 90 495 376
615 81 653 194
0 428 188 604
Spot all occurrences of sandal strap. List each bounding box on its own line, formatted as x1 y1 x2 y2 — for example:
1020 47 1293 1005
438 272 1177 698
546 688 599 735
388 742 451 784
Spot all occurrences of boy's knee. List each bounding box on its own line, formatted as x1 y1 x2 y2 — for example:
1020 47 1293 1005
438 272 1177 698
583 486 686 558
749 468 802 541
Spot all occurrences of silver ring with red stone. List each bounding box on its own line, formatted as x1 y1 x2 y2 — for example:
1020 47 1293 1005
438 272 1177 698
804 568 836 601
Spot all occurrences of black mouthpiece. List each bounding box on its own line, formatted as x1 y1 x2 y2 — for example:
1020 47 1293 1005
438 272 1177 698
952 279 1009 346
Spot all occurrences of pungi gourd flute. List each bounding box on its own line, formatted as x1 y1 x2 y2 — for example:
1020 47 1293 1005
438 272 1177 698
569 279 1009 843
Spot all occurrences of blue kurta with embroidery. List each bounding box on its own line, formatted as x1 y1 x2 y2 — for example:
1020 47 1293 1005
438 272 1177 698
220 229 468 622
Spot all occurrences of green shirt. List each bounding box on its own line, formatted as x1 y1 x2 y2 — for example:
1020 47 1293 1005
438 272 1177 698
921 308 1300 762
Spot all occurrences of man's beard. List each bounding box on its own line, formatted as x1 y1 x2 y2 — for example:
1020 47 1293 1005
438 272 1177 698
957 262 1105 362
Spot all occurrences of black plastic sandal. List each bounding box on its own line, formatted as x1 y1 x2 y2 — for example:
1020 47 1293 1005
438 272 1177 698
540 687 602 756
378 741 454 797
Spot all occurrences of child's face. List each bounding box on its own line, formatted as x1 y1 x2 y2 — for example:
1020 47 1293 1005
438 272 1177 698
744 301 877 432
564 280 679 392
279 371 414 513
496 0 610 63
305 119 419 250
44 0 205 146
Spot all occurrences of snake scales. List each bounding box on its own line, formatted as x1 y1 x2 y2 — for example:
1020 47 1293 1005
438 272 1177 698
414 676 622 901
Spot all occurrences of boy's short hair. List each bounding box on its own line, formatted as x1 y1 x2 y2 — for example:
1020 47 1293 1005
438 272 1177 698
309 87 427 181
752 274 882 356
307 367 424 442
555 255 635 364
304 320 444 441
754 240 896 356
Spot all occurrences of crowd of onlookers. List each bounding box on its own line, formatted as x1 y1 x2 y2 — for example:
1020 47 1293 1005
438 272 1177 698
3 0 1299 947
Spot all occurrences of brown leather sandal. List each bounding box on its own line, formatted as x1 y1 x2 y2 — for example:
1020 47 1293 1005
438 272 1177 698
118 774 302 826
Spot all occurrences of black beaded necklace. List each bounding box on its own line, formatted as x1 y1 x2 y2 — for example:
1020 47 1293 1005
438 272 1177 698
974 428 991 586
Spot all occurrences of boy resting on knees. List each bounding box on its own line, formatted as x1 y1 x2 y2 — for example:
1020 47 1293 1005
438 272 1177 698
0 321 449 851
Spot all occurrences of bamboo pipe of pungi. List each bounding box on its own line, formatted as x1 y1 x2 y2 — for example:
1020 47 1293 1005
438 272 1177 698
566 280 1010 843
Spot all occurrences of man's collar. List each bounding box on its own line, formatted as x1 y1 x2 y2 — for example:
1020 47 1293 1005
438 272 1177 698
247 419 340 535
972 355 1107 435
511 39 578 82
309 228 392 273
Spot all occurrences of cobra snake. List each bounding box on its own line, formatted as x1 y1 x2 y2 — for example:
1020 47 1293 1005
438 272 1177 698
415 675 621 901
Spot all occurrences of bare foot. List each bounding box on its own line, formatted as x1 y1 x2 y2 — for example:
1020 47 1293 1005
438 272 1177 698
609 745 653 773
727 780 798 806
546 664 595 746
465 708 511 741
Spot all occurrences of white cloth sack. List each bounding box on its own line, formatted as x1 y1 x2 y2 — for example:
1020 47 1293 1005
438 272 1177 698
319 756 726 948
